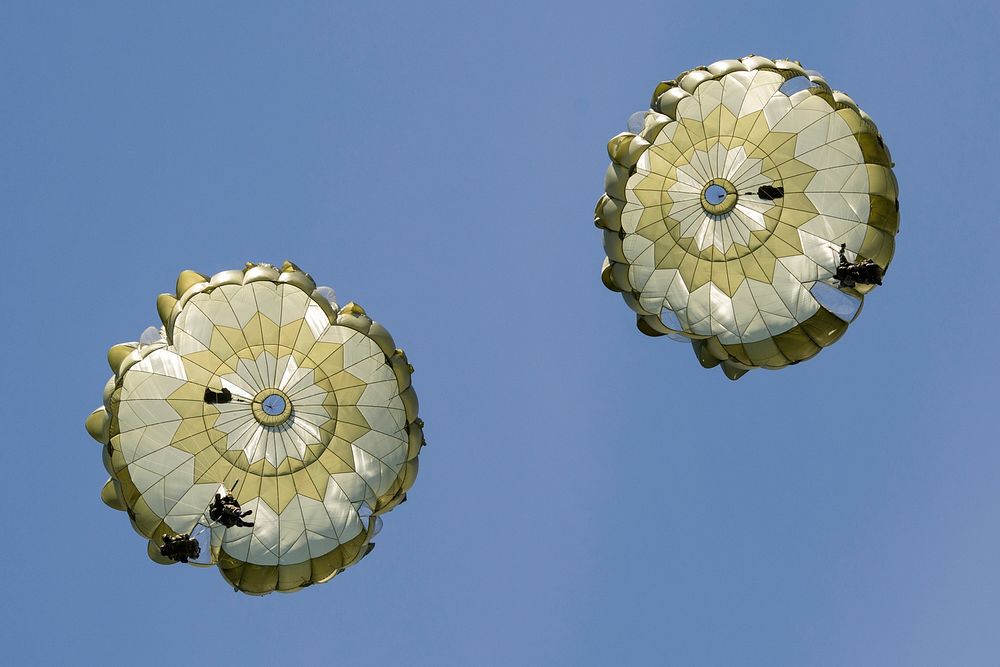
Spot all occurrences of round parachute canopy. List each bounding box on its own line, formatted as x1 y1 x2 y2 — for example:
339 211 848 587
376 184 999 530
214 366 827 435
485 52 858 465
86 261 423 594
596 56 898 379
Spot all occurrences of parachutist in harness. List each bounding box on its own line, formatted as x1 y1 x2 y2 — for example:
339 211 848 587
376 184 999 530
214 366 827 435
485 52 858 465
204 387 233 404
160 533 200 563
747 185 784 200
834 243 883 288
209 483 255 528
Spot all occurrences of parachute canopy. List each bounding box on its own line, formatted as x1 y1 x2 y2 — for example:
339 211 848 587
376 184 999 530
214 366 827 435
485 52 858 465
596 56 898 379
86 262 423 594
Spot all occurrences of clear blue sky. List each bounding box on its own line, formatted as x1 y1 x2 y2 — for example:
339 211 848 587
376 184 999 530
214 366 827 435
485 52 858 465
2 2 998 665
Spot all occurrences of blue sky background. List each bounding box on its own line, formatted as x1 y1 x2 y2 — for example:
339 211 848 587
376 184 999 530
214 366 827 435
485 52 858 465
2 2 998 665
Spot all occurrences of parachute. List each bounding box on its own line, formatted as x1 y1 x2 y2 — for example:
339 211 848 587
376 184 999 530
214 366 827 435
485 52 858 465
596 56 898 379
85 262 423 594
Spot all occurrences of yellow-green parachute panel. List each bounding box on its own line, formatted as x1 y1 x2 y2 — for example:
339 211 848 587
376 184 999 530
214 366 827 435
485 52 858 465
86 262 423 594
596 56 898 379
